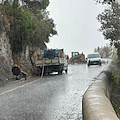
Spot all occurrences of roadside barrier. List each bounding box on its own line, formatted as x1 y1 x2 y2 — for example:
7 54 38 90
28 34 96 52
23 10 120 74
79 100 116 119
82 62 119 120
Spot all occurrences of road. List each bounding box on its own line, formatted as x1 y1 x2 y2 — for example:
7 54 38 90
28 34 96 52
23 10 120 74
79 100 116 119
0 63 108 120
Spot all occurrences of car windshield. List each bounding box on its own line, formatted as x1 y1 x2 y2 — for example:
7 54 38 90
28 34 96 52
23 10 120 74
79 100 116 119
88 54 100 58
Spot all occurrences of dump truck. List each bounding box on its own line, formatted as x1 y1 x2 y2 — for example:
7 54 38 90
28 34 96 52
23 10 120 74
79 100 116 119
36 49 68 75
69 52 86 64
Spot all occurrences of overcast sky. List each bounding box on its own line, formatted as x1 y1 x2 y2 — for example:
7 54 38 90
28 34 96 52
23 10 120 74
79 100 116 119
46 0 109 57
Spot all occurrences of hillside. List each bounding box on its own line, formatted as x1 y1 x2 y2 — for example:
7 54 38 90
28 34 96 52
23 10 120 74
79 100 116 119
0 10 47 85
0 0 57 85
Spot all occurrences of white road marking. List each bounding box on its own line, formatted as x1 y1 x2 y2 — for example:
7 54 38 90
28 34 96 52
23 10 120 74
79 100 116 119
0 78 40 95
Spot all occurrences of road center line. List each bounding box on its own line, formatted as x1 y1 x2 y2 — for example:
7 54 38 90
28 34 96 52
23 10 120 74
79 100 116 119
0 78 40 95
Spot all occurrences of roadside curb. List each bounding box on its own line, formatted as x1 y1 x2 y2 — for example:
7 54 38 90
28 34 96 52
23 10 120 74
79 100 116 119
82 62 119 120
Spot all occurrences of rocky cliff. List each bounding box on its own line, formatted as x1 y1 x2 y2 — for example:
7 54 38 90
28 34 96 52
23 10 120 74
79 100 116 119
0 10 46 85
0 11 13 85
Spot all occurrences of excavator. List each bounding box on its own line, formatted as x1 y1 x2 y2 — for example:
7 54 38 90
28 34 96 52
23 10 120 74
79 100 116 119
69 52 86 64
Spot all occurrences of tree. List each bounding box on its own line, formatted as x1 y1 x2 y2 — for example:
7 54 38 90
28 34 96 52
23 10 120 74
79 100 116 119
22 0 49 10
0 0 57 55
94 0 115 4
94 44 116 58
97 2 120 59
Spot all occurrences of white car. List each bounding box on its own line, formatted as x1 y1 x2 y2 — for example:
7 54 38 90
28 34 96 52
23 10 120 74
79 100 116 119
87 53 102 67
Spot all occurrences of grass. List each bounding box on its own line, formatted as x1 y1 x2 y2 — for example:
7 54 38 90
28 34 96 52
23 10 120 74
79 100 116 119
111 68 120 118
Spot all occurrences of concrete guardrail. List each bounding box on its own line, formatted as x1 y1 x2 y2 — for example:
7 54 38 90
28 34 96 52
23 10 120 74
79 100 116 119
82 62 119 120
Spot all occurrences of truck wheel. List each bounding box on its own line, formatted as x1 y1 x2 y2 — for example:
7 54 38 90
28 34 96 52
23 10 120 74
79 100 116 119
65 69 68 73
87 64 90 67
58 70 63 74
58 65 63 75
60 71 63 74
99 62 102 66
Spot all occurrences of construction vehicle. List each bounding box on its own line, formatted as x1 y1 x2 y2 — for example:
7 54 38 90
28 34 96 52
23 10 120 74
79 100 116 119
69 52 86 64
36 49 68 75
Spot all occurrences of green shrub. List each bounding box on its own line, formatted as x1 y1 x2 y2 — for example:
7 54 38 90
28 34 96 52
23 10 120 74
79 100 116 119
111 74 120 118
0 0 57 55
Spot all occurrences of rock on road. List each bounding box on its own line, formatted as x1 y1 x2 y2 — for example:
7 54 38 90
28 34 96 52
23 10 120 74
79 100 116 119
0 64 108 120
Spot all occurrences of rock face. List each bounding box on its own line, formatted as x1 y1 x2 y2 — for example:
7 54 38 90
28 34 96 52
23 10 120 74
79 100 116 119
13 44 46 76
0 11 13 84
0 10 47 84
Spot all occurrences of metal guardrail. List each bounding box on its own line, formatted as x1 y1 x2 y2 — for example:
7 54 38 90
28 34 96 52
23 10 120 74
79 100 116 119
82 62 119 120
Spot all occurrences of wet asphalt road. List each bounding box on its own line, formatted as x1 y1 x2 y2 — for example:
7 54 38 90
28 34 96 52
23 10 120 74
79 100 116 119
0 63 108 120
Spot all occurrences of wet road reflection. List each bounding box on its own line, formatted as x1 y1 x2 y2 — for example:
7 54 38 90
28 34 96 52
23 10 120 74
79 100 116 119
0 64 108 120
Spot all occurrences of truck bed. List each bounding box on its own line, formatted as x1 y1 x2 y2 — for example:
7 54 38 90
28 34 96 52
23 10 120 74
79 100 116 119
36 57 64 67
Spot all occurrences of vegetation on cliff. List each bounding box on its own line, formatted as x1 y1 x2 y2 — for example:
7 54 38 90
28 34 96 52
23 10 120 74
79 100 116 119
0 0 57 55
94 0 115 4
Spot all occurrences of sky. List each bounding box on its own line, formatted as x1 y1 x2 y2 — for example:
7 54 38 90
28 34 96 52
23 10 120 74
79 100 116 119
46 0 110 57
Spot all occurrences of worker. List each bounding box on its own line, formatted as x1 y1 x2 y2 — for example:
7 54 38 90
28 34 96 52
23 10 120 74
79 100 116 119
20 70 28 80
